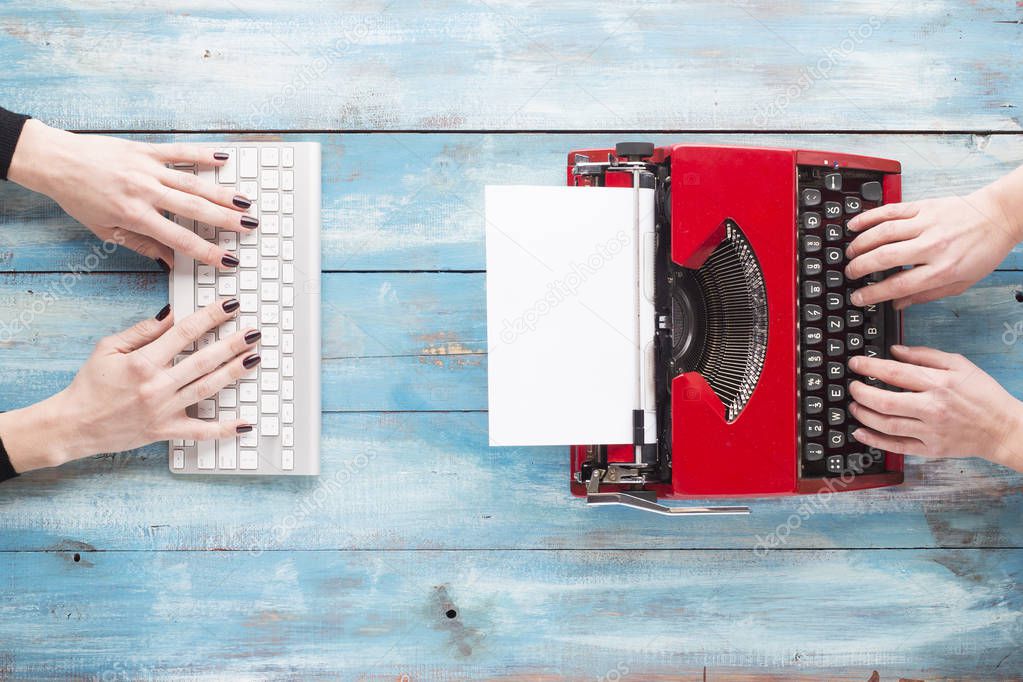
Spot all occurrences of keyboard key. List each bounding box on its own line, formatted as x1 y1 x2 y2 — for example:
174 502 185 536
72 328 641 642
197 287 215 307
825 270 844 288
240 148 258 178
828 408 845 426
240 449 259 470
282 241 294 261
827 384 845 402
282 170 294 191
804 327 823 345
240 430 258 447
282 426 294 446
218 231 237 250
262 214 279 234
261 371 280 391
240 405 258 424
197 264 216 284
282 380 294 401
281 333 294 354
803 280 823 298
803 258 822 276
828 430 845 449
864 324 880 340
282 402 294 424
826 454 844 474
282 286 294 307
282 310 294 331
240 270 258 290
282 449 295 470
282 194 294 214
801 188 822 206
261 147 280 167
197 399 216 419
802 212 821 230
219 388 237 408
846 310 863 327
823 201 842 219
803 304 823 322
240 293 258 312
260 260 280 279
172 449 185 469
826 316 844 333
261 304 280 325
197 441 215 469
282 216 294 237
261 237 280 257
260 169 279 189
239 382 258 402
263 327 280 347
805 443 824 462
826 339 845 357
218 276 238 296
847 333 864 351
826 293 843 310
261 416 280 437
263 349 280 369
805 396 824 414
844 196 862 214
261 282 280 301
826 362 844 380
824 247 843 265
240 248 258 268
217 148 237 184
802 234 822 253
804 349 823 368
804 373 823 391
282 147 294 167
261 192 280 213
861 181 882 202
261 394 279 414
805 420 824 438
864 345 881 359
824 173 842 191
282 357 294 377
824 224 843 242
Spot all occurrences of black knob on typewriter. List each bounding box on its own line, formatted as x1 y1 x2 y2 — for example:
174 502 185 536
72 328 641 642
615 142 655 160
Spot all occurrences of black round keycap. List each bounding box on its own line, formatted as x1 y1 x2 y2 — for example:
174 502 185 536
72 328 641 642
805 443 825 461
615 142 654 159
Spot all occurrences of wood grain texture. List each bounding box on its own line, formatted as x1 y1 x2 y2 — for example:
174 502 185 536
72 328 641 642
0 1 1020 132
1 133 1022 273
1 549 1020 680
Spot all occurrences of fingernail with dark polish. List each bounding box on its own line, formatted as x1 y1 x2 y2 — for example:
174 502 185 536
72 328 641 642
154 257 171 272
223 298 240 313
236 424 253 433
232 194 251 209
155 304 171 321
244 330 261 344
243 354 261 369
240 215 259 229
214 151 230 161
221 254 240 268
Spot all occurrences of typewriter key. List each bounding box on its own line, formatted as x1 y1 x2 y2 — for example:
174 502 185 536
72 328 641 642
803 304 823 322
803 234 822 253
826 454 844 474
826 362 844 380
847 333 864 351
846 310 863 326
828 430 845 448
826 339 845 357
802 188 822 206
805 420 824 437
826 293 844 310
828 407 845 426
804 327 823 345
823 201 842 219
844 196 862 214
805 443 825 461
825 224 843 242
827 384 845 402
804 373 824 391
825 270 844 288
802 212 822 229
804 350 824 368
824 247 843 265
824 173 842 191
861 181 882 202
803 258 823 276
805 396 824 414
804 280 823 298
864 324 880 339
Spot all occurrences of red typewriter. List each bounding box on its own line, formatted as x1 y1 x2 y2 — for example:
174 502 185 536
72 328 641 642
568 143 904 516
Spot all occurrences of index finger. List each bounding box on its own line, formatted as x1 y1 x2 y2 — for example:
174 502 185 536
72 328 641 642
150 142 229 167
847 202 918 232
848 354 945 392
141 298 240 364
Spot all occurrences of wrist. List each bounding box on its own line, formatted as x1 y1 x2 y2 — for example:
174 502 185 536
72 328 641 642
0 390 81 473
978 166 1023 245
989 400 1023 472
6 119 69 195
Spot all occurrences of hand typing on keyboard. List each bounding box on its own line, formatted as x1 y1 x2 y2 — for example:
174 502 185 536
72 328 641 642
848 345 1023 473
845 164 1023 310
7 119 256 270
0 299 260 475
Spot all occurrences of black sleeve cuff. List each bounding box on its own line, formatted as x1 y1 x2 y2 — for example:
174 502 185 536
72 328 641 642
0 433 18 483
0 107 31 181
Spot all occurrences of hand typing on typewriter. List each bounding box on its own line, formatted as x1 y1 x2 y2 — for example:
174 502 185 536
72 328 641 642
848 345 1023 472
7 117 255 270
0 300 261 476
845 165 1023 310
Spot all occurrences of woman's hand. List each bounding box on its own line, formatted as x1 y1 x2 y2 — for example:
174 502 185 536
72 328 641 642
844 181 1023 310
847 345 1023 472
0 299 261 473
7 119 257 269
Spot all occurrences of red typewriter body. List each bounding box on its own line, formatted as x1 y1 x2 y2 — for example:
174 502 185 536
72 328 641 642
567 143 904 502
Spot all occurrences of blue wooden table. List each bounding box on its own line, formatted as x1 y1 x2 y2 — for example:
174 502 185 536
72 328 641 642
1 3 1022 679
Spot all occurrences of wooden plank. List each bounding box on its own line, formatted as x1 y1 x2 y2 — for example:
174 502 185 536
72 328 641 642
0 2 1019 131
0 270 1020 410
1 409 1021 552
1 133 1022 272
1 548 1020 679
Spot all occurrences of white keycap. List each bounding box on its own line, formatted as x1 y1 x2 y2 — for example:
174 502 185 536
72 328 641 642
261 192 279 213
197 399 216 419
218 232 237 250
282 216 294 237
172 439 185 447
240 405 258 424
282 310 294 331
240 382 258 402
219 388 238 408
261 416 280 436
282 333 294 353
282 286 294 307
282 426 294 447
240 248 258 268
240 314 257 329
282 380 294 401
240 430 258 447
239 449 258 470
282 147 294 167
261 237 279 257
175 215 194 229
263 349 280 369
240 229 258 246
282 356 294 377
261 304 280 324
263 327 280 347
260 169 279 189
196 287 215 307
197 264 216 284
260 260 279 279
281 170 294 191
218 276 238 296
240 293 258 312
282 194 294 214
240 148 258 178
172 449 185 469
218 410 237 469
262 214 279 234
239 182 258 214
282 402 294 424
198 222 216 240
282 240 294 261
240 271 258 290
261 147 279 167
217 148 237 184
198 332 215 350
261 371 279 391
282 449 294 471
185 440 195 446
282 263 294 283
261 282 279 301
197 441 216 469
261 394 279 414
219 319 238 337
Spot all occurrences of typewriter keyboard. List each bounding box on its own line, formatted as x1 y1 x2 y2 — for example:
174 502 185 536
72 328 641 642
797 167 895 478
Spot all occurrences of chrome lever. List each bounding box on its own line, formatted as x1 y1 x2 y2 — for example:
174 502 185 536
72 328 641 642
586 492 750 517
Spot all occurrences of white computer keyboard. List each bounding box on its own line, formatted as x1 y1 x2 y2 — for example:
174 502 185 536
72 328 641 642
168 142 321 475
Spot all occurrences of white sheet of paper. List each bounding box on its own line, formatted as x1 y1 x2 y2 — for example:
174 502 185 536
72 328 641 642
485 184 650 446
